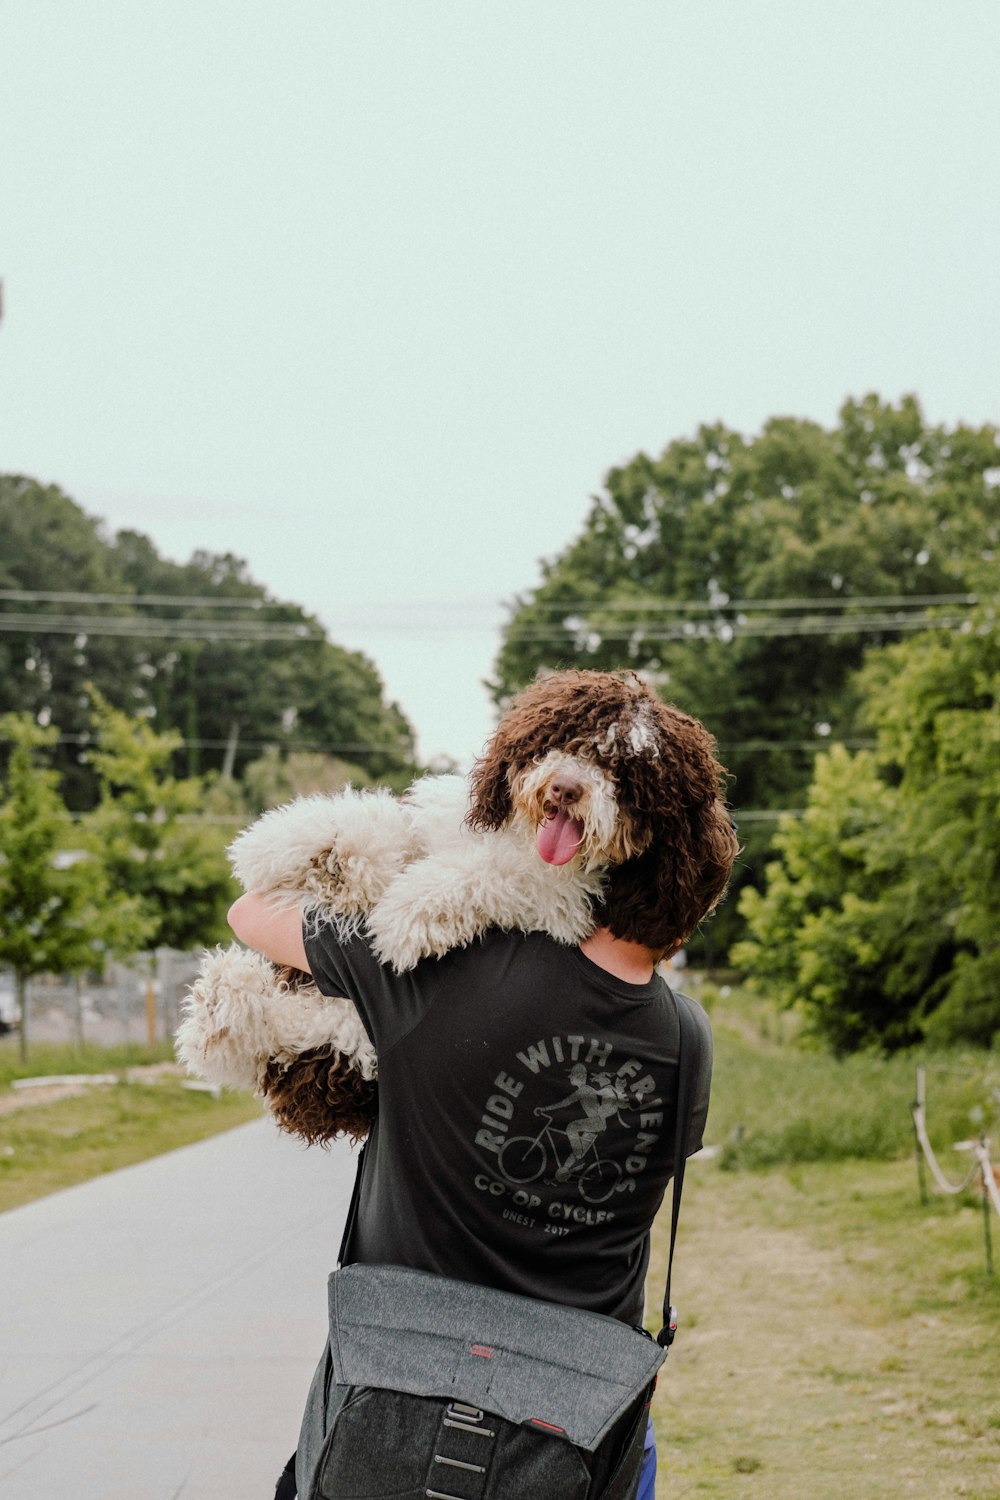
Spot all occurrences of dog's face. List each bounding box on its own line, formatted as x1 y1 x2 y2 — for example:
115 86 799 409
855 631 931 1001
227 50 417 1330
469 669 696 864
467 669 739 947
508 748 649 870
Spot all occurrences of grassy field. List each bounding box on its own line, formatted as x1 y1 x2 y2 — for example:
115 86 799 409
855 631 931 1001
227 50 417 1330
647 986 1000 1499
0 1038 262 1212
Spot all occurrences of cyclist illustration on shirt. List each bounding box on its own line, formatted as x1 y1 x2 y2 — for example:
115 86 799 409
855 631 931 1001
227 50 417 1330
494 1059 648 1205
538 1064 629 1184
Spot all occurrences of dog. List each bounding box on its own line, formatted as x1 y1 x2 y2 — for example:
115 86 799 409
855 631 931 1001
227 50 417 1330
176 670 738 1144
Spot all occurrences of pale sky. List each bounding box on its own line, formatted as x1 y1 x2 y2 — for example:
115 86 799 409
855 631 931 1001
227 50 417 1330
1 1 998 765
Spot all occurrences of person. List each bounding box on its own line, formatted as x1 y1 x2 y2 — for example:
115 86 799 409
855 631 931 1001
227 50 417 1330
229 674 737 1499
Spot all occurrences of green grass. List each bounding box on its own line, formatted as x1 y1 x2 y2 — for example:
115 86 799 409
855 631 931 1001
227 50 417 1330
696 981 998 1169
649 1158 1000 1498
0 1036 179 1087
0 1041 262 1213
645 983 1000 1498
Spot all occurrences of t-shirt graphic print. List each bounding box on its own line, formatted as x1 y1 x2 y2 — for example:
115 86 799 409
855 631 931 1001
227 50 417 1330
474 1034 669 1238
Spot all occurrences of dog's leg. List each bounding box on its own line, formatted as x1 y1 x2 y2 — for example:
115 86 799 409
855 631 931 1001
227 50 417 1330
228 787 417 918
177 945 376 1094
367 835 606 972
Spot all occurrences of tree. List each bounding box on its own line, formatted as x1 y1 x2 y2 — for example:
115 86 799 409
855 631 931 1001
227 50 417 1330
734 610 1000 1050
0 477 418 804
0 716 145 1058
491 395 999 955
0 477 140 807
84 695 235 957
109 530 417 784
239 747 371 814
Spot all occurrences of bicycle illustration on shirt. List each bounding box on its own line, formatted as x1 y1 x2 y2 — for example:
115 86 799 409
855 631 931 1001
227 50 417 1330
497 1064 630 1205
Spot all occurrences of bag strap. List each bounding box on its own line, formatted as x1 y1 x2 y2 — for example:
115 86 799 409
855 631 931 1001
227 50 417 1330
337 1136 368 1268
656 986 700 1349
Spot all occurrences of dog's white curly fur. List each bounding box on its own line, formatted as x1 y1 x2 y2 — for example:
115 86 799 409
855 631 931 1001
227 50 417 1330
182 945 376 1092
176 773 607 1103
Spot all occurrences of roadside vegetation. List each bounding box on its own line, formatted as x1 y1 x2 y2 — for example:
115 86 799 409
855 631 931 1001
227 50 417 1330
0 1039 260 1213
647 984 1000 1499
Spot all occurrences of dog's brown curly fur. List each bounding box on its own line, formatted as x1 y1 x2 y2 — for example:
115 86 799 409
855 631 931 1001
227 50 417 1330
256 966 377 1144
468 669 739 951
261 1048 376 1145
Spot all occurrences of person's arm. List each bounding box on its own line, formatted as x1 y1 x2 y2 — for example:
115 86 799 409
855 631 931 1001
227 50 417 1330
228 892 310 973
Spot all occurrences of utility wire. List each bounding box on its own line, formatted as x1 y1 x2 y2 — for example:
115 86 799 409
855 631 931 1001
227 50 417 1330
2 588 984 611
15 732 407 755
0 611 977 644
506 592 982 614
0 588 293 609
0 613 322 641
503 613 971 644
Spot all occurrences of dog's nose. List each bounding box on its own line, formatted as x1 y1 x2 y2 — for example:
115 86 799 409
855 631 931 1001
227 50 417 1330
548 776 583 808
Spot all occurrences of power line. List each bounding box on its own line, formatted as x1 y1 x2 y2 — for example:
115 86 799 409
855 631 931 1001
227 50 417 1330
0 609 983 645
0 612 322 641
14 732 408 755
0 729 866 760
503 613 973 644
1 587 986 615
507 591 982 614
0 588 293 609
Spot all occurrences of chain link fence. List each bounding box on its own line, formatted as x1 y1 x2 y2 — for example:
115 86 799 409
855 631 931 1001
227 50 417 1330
0 952 204 1050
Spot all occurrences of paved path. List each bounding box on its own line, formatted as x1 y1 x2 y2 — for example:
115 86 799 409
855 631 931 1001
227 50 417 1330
0 1119 357 1499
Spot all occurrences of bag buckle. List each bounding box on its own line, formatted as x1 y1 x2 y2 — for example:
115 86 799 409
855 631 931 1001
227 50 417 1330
657 1305 678 1348
443 1402 496 1438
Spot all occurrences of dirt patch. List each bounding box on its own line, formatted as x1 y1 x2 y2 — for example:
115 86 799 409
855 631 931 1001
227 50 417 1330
0 1062 184 1115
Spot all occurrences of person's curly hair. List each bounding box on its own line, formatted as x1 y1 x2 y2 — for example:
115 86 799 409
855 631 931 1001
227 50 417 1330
468 669 739 951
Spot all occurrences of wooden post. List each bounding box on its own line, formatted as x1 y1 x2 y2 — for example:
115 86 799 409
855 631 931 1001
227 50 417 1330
145 973 157 1048
912 1064 928 1206
73 973 85 1052
983 1138 995 1279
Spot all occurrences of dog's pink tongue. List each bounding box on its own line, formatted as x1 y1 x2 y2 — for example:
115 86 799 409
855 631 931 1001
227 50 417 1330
537 810 585 865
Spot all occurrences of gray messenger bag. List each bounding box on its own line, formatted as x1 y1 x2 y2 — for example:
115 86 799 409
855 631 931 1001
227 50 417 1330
290 990 700 1500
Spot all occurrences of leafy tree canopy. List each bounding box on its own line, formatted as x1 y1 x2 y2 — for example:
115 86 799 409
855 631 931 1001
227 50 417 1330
84 694 234 954
0 714 147 1056
493 394 999 814
492 395 998 958
0 475 417 805
734 611 1000 1051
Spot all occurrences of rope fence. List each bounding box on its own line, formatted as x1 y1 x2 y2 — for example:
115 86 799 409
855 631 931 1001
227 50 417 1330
911 1063 999 1276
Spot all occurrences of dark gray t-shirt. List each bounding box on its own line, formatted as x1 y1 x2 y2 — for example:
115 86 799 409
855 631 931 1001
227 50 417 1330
304 925 712 1326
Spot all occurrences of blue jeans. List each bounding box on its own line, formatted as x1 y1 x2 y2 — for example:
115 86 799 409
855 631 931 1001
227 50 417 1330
635 1416 656 1499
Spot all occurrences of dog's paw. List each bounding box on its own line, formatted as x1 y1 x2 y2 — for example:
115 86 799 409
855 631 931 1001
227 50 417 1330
370 904 475 972
176 945 285 1091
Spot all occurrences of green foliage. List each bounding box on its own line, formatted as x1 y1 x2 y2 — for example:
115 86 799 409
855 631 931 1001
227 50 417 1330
492 395 999 956
0 1038 177 1088
84 693 234 953
0 715 144 1056
735 613 1000 1050
239 746 371 813
701 984 998 1169
0 475 417 804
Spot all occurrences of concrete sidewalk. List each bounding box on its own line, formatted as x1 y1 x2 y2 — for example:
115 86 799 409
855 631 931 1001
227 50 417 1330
0 1118 358 1499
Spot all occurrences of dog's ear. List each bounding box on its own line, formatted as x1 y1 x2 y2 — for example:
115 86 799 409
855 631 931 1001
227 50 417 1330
466 740 513 830
602 798 739 948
